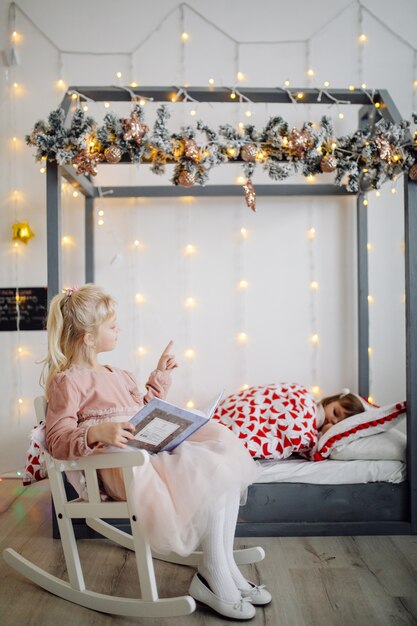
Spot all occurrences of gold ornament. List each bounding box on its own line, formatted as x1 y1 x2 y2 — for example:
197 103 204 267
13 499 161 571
183 137 200 161
243 178 256 212
178 170 195 187
240 143 258 162
71 149 103 176
375 135 392 163
104 145 123 164
122 111 149 144
408 163 417 181
12 221 35 244
320 154 338 172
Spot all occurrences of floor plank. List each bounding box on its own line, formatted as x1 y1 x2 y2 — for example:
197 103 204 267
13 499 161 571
1 479 417 626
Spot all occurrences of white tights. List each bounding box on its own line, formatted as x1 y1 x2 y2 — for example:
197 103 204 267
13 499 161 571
198 491 252 602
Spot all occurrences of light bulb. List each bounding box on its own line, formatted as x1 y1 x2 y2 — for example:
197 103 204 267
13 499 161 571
284 80 290 87
104 102 110 108
358 33 367 43
130 82 138 87
245 110 252 117
181 32 189 41
98 219 104 226
310 281 319 290
135 293 146 303
367 295 374 304
367 243 373 251
296 92 304 99
237 332 248 344
368 395 374 404
414 80 417 88
116 71 122 78
190 109 196 116
375 102 381 109
40 167 46 174
363 198 368 206
368 347 373 356
98 209 104 216
72 191 79 198
349 85 355 91
238 280 249 289
139 99 146 106
361 83 367 89
184 348 195 359
391 188 397 194
240 384 249 391
339 112 344 119
186 400 195 409
57 79 65 87
208 78 214 85
138 346 147 356
240 227 249 238
308 227 316 239
238 122 245 130
83 105 89 112
311 334 319 344
237 71 245 81
18 398 23 404
236 176 246 185
307 174 315 183
310 385 320 396
71 93 77 100
185 297 196 308
323 81 330 87
307 68 314 77
227 147 238 157
184 243 197 255
230 92 236 100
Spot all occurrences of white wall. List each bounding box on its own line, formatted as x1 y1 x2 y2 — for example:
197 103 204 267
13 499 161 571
0 0 415 472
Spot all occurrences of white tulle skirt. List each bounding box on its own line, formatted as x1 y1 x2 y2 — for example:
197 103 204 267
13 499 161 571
99 421 261 556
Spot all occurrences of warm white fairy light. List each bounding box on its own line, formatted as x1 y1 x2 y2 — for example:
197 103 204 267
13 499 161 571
72 190 79 198
311 333 319 344
185 296 197 308
307 227 316 240
307 68 315 77
83 105 89 112
98 219 104 226
134 239 141 247
363 198 368 206
238 280 249 289
349 85 355 91
306 174 315 183
230 92 237 100
296 92 304 100
310 385 320 396
137 346 147 356
391 187 397 194
190 109 196 116
237 71 245 81
284 80 290 87
98 209 104 217
323 81 330 87
135 293 146 303
368 346 373 357
116 71 122 79
184 243 197 255
368 395 374 404
237 332 248 344
208 78 214 85
367 242 373 251
18 398 23 404
39 167 46 174
240 227 249 239
186 400 195 409
130 82 138 88
236 176 245 184
104 102 110 108
358 33 367 43
310 281 319 290
184 348 195 359
181 32 189 41
361 83 367 89
338 112 344 119
240 384 249 391
245 110 252 117
367 295 374 304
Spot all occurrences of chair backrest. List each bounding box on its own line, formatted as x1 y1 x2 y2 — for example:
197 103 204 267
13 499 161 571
34 396 47 425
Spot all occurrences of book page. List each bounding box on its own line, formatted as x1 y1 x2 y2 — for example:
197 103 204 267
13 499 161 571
134 417 180 446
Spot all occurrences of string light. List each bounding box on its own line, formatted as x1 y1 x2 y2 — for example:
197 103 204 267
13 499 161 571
368 347 373 356
237 71 245 81
363 198 368 206
367 243 373 251
236 176 246 184
358 33 367 43
98 218 104 226
240 227 249 239
310 281 319 290
104 102 110 108
208 78 214 85
296 92 304 99
135 293 146 303
310 385 320 396
116 71 122 79
186 400 195 409
323 81 330 87
375 190 381 197
238 280 249 289
311 333 319 344
181 32 189 41
237 332 248 344
245 110 252 117
349 85 355 91
130 82 138 88
72 190 79 198
184 243 197 255
308 227 316 240
367 295 374 304
185 296 197 308
230 92 236 100
137 346 147 356
284 80 290 87
184 348 195 359
240 384 249 391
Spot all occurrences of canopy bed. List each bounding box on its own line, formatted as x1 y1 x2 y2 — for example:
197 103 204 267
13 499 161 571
41 86 416 536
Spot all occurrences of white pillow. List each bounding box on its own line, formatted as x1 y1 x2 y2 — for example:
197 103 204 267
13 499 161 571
330 415 406 461
313 400 406 461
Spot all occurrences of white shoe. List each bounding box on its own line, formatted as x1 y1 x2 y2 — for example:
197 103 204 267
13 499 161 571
239 581 272 605
189 573 256 620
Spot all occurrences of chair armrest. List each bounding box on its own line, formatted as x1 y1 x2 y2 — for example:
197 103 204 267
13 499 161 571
52 449 149 472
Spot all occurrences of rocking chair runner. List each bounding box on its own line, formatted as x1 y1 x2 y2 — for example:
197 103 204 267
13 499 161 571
3 396 265 618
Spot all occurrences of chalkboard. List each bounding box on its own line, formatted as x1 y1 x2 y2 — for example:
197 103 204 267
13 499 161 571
0 287 47 331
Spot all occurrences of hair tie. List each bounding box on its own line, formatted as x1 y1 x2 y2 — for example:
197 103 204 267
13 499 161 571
340 387 350 398
63 285 79 297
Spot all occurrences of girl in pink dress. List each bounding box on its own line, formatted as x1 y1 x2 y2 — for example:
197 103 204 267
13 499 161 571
43 284 271 619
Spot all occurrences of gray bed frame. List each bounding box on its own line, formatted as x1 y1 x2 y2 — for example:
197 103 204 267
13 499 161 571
46 86 417 536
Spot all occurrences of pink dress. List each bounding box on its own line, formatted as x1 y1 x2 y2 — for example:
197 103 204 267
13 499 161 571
46 365 261 556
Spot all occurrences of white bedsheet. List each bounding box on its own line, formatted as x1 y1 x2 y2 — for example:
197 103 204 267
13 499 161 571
256 457 406 484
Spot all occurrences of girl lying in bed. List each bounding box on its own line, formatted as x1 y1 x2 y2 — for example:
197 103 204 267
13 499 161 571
212 384 365 460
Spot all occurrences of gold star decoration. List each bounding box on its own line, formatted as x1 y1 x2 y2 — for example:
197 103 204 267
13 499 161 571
12 221 35 244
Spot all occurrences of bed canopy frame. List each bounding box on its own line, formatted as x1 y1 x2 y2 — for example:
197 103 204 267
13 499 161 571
45 86 417 536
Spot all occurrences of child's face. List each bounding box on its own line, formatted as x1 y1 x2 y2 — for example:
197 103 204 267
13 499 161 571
323 400 349 426
95 315 119 353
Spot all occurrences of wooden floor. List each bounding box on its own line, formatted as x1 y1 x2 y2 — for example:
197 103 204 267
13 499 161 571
1 479 417 626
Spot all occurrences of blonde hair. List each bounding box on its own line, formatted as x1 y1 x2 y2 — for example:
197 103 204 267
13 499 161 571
320 392 364 418
41 284 116 398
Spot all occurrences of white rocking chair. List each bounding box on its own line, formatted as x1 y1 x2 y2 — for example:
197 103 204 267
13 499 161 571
3 396 265 618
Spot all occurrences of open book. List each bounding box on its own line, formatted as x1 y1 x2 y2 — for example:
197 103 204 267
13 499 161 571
127 391 224 453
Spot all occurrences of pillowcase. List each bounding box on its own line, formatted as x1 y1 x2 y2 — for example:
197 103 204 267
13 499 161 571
313 400 406 461
212 383 318 459
329 415 406 461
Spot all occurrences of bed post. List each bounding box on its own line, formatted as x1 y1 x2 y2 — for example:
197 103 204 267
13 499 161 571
404 176 417 533
46 160 61 303
85 196 94 284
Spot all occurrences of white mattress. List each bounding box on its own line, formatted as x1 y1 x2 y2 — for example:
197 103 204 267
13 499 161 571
256 457 406 484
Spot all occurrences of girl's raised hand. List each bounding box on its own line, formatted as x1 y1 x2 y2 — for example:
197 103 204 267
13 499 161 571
157 340 178 372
